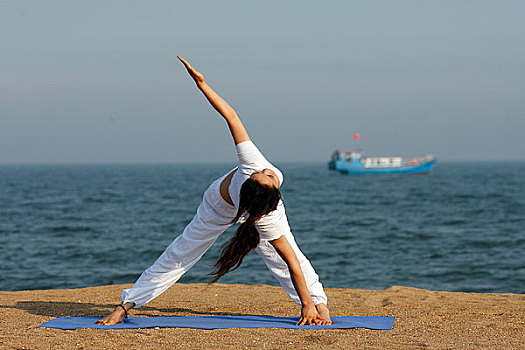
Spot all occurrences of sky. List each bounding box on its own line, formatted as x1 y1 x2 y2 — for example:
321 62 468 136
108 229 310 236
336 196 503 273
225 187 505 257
1 1 524 163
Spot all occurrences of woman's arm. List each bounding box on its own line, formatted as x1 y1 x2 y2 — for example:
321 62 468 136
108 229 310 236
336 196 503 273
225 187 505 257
178 56 250 145
270 236 327 325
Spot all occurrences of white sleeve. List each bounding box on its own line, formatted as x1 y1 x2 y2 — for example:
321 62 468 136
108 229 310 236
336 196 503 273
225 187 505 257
236 141 270 171
255 202 289 241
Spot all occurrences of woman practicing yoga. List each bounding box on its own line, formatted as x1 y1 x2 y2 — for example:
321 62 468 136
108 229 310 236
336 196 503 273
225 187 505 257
97 57 331 326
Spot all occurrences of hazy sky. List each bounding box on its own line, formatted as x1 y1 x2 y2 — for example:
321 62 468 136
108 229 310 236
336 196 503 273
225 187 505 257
1 1 524 163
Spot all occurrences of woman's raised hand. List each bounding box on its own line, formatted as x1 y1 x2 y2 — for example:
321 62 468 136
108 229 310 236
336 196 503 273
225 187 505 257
178 56 205 85
177 55 250 144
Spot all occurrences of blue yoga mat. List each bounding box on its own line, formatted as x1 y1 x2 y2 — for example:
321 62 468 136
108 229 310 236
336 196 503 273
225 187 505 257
37 315 394 330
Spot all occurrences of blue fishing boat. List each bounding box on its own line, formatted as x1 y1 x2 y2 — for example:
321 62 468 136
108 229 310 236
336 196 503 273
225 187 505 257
328 149 436 175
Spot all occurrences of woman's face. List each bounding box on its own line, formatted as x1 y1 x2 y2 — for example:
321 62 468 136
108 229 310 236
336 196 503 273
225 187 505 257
250 169 280 189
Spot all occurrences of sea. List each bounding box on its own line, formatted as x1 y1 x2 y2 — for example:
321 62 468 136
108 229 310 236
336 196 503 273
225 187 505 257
1 162 524 294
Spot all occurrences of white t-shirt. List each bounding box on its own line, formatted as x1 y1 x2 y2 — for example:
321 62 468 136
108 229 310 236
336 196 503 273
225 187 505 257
228 141 289 241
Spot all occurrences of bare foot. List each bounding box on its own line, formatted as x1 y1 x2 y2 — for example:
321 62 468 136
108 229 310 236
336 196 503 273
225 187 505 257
316 303 332 325
96 303 134 325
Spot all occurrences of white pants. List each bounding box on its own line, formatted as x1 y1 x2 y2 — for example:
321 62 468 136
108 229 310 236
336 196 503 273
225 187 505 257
121 176 327 308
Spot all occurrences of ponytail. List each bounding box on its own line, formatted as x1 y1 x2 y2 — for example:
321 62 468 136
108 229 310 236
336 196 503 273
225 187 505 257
210 178 280 283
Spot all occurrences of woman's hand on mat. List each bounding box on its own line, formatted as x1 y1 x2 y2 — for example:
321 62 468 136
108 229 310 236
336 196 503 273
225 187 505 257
178 56 205 85
297 304 323 326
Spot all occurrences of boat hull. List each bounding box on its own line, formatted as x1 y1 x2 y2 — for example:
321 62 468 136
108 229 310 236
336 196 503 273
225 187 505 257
336 160 436 175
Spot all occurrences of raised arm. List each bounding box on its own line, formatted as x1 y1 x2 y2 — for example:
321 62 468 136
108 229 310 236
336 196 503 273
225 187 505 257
270 236 329 326
178 56 250 145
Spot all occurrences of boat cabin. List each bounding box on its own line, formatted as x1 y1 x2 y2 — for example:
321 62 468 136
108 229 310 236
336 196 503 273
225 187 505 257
331 150 363 162
363 157 402 168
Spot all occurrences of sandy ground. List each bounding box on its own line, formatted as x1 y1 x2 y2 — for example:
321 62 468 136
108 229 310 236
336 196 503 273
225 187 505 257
0 283 523 349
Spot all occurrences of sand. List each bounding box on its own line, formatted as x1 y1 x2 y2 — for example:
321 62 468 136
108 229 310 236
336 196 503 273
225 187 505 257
0 283 523 349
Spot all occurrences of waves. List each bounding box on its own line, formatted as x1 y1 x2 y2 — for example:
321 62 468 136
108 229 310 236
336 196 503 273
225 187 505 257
51 225 91 232
0 162 524 293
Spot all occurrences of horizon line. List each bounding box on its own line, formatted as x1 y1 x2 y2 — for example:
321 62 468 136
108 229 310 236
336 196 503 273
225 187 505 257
1 159 524 166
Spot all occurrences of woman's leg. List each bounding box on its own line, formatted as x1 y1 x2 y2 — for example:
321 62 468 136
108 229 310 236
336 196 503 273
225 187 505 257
120 180 237 308
98 178 236 324
255 232 328 306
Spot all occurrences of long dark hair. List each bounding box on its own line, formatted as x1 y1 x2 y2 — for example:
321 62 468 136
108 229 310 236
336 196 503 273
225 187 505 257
210 178 281 283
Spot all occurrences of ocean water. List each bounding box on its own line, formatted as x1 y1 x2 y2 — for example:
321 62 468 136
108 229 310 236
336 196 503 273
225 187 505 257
1 162 524 294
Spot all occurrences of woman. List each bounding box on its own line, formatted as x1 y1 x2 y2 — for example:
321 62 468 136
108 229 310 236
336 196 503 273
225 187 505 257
97 57 331 326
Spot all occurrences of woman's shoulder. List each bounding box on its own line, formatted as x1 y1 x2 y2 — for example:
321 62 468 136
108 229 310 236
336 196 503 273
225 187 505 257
255 203 289 240
236 140 271 169
256 201 286 226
